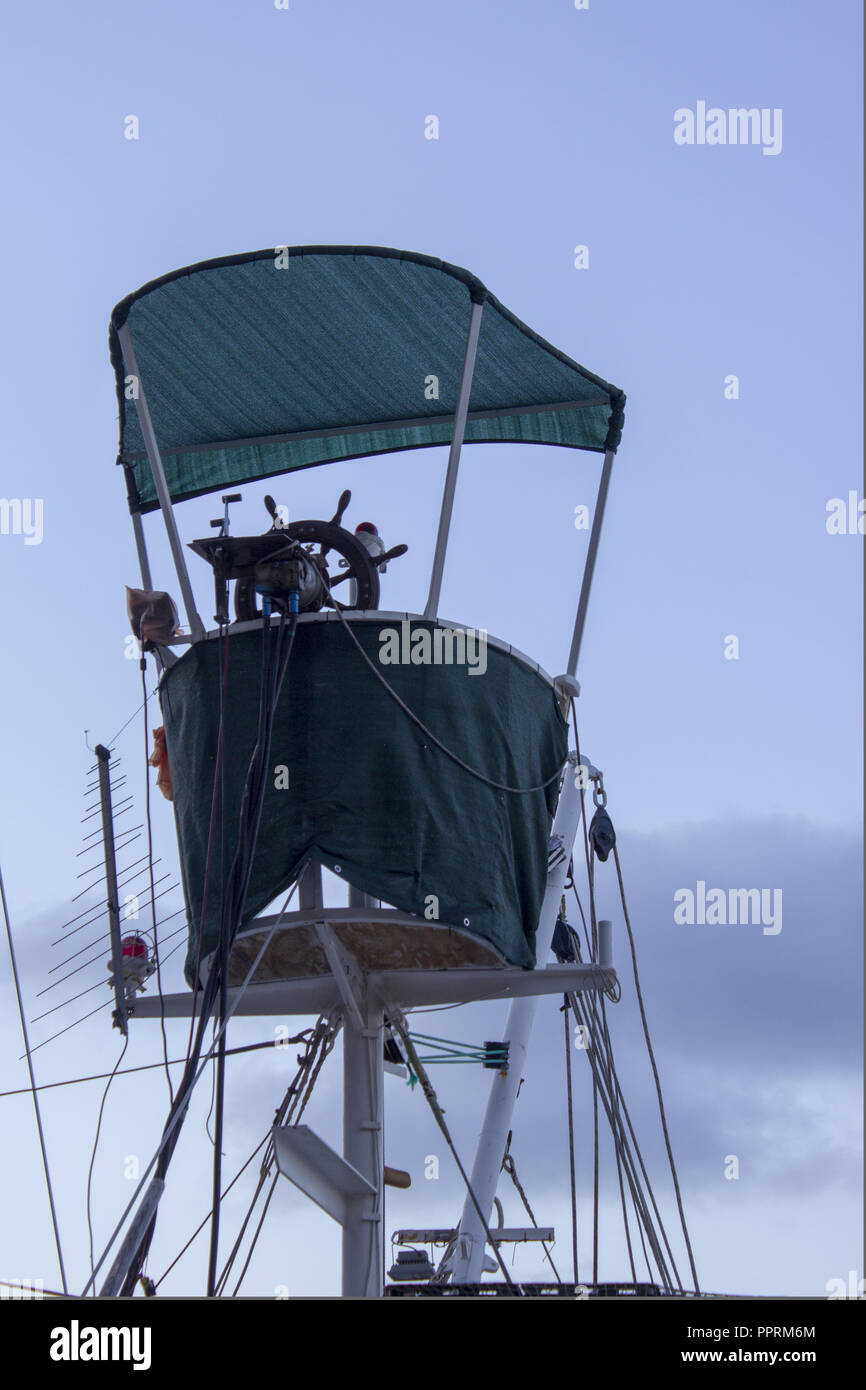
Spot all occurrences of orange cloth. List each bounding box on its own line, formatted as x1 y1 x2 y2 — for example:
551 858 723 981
148 726 173 801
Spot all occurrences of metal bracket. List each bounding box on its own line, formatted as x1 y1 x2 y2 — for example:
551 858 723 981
312 921 367 1028
272 1124 375 1226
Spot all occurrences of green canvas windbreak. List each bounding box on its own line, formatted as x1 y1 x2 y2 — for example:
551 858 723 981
159 620 568 985
110 247 625 514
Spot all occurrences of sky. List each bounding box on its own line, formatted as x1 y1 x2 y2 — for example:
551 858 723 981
0 0 861 1300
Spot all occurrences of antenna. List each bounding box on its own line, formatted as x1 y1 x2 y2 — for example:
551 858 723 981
94 745 127 1036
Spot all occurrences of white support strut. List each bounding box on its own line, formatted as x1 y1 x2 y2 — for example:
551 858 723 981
449 755 585 1284
424 299 484 619
341 1000 384 1297
116 322 206 643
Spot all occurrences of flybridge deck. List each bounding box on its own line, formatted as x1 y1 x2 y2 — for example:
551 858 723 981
53 242 699 1302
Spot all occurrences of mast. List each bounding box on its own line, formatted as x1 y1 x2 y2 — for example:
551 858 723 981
449 759 583 1283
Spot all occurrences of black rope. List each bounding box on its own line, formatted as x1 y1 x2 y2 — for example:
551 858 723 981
563 996 579 1284
86 1035 129 1286
1 860 69 1293
142 661 173 1103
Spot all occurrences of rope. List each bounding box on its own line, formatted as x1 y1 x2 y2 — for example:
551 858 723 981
0 858 68 1293
407 1032 507 1068
329 599 564 795
613 843 701 1293
0 1037 312 1099
142 661 173 1104
569 987 675 1290
86 1035 129 1286
105 685 159 751
601 991 637 1282
80 880 299 1296
215 1017 340 1296
568 881 669 1283
389 1014 519 1291
183 621 231 1062
154 1133 270 1289
563 998 579 1284
501 1144 561 1283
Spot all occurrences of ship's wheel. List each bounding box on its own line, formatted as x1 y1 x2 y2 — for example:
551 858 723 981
190 491 406 626
233 515 381 621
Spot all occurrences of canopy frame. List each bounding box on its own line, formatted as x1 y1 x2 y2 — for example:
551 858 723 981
111 246 624 667
117 322 206 642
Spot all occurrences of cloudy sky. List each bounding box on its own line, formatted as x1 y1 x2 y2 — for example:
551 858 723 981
0 0 861 1299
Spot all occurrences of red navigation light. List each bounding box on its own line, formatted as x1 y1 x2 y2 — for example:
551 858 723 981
121 934 149 959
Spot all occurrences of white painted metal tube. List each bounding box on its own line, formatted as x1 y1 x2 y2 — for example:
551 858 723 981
424 300 484 619
117 323 206 642
130 511 153 591
598 918 613 969
98 1179 165 1297
567 448 615 678
449 759 582 1284
342 1004 384 1296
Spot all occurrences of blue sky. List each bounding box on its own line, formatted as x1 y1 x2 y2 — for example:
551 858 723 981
0 0 861 1299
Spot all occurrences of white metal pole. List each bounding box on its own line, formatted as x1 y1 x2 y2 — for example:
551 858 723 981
341 1002 384 1296
116 323 206 642
566 448 615 678
130 511 154 591
449 756 582 1284
424 300 484 619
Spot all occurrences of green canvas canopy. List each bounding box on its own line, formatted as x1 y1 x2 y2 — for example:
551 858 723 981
161 619 568 984
110 246 625 514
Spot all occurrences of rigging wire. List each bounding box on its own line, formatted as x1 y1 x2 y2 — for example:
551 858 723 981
86 1034 129 1287
562 997 579 1284
207 610 297 1296
0 858 69 1293
566 713 681 1291
80 879 299 1297
183 618 231 1064
389 1013 519 1292
501 1140 561 1282
0 1037 305 1099
592 988 656 1285
599 992 637 1282
569 985 673 1288
99 610 299 1298
566 866 681 1287
142 660 174 1105
613 841 701 1294
154 1133 271 1289
106 685 159 751
218 1017 339 1296
571 706 663 1287
569 877 671 1283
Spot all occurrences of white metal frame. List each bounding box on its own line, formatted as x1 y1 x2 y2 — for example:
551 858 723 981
133 756 616 1296
448 756 584 1282
116 322 206 642
424 300 484 618
567 448 615 678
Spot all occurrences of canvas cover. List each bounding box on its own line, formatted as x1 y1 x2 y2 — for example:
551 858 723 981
110 246 626 514
159 619 568 984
